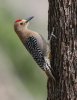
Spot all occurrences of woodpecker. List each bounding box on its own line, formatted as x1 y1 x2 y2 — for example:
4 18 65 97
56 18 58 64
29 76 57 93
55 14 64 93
14 16 55 80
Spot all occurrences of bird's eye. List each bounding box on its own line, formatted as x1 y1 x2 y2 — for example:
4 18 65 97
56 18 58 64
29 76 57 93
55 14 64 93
20 23 23 25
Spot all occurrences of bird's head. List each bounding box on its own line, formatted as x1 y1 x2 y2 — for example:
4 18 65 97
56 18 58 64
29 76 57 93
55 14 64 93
14 16 34 32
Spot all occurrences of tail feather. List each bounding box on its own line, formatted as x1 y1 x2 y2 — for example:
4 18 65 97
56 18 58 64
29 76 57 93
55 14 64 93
44 57 55 80
45 63 55 80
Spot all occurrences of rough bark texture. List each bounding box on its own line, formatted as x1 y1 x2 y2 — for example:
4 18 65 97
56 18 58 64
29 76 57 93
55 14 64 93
47 0 77 100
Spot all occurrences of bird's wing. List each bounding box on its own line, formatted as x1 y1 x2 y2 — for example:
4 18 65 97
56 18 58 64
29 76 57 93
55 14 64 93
24 36 45 69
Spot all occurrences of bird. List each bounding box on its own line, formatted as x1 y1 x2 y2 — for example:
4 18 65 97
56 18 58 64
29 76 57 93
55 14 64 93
14 16 55 80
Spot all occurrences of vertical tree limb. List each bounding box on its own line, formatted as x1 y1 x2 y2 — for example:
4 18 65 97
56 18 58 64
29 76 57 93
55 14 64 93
47 0 77 100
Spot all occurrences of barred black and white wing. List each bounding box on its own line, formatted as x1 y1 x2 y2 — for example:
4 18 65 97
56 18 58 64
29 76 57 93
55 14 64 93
24 36 54 79
24 36 45 70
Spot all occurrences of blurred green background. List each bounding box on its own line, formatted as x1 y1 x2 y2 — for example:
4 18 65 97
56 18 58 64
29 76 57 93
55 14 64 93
0 0 48 100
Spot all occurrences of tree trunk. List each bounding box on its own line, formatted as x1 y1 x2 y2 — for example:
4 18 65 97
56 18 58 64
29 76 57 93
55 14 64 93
47 0 77 100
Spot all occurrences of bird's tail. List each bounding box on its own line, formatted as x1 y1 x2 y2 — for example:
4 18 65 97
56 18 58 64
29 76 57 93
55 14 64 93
45 63 55 81
44 57 55 80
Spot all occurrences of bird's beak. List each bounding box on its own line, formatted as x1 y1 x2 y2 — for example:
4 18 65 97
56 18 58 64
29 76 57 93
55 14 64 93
26 16 34 23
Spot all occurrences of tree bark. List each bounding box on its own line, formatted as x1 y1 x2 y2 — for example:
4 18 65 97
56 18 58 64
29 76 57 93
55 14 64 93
47 0 77 100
